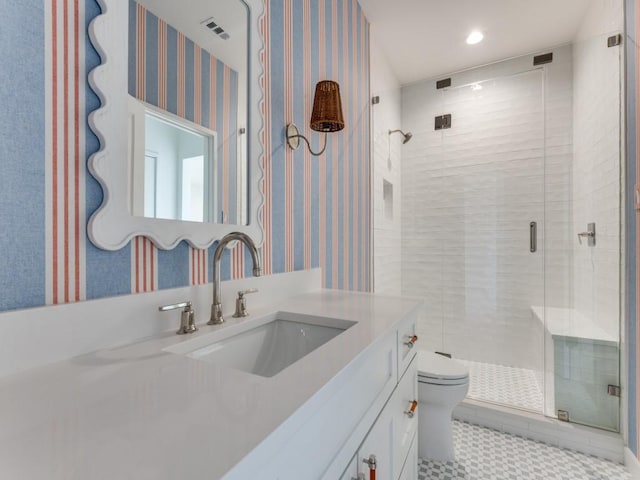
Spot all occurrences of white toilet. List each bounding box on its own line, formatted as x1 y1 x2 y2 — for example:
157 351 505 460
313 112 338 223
417 350 470 462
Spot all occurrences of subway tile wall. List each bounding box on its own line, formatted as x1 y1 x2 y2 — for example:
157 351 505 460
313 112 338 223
627 0 639 457
401 47 574 370
572 30 623 339
371 33 402 295
543 46 575 313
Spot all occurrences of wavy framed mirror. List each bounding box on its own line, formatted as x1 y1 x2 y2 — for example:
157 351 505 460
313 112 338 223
87 0 264 250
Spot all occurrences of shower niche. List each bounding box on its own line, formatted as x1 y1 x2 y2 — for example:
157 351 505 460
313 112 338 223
383 179 394 221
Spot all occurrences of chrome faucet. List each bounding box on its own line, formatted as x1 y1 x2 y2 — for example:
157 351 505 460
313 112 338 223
208 232 262 325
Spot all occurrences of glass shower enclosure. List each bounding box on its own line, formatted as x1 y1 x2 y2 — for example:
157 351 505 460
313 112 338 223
399 33 622 431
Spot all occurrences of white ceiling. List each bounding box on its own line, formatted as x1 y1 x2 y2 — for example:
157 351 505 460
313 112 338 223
358 0 594 85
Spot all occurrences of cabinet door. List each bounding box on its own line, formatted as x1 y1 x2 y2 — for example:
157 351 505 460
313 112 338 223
358 407 396 480
398 432 418 480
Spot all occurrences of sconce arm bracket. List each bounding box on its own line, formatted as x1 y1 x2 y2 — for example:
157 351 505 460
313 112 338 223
286 123 328 156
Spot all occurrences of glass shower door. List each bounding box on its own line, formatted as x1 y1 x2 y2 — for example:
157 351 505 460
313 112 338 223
546 30 622 432
436 70 546 412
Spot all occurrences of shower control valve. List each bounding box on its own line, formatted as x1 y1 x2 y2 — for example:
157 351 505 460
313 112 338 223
577 223 596 247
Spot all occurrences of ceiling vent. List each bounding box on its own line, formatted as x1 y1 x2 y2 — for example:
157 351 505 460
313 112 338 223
201 17 230 40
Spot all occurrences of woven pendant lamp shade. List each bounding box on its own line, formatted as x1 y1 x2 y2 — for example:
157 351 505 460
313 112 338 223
310 81 345 133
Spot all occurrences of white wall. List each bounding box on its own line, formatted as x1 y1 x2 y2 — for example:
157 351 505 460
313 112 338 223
572 0 623 339
543 47 575 312
147 117 179 220
371 31 403 295
401 46 574 370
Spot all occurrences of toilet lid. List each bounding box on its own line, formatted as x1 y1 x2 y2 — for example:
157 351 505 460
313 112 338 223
417 351 469 382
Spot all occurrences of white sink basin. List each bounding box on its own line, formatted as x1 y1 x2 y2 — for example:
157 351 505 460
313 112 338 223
164 312 356 377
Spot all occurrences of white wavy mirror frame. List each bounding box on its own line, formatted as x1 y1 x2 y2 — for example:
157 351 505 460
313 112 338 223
87 0 264 250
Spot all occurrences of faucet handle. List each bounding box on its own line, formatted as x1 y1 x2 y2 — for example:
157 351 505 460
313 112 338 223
159 301 198 335
233 289 258 318
159 301 191 312
238 288 258 297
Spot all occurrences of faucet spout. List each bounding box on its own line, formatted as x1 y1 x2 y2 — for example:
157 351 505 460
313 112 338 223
208 232 262 325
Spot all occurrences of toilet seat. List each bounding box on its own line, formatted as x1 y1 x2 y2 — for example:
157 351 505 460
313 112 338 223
417 351 469 386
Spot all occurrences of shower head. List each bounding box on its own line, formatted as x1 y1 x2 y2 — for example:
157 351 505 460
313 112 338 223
389 129 413 144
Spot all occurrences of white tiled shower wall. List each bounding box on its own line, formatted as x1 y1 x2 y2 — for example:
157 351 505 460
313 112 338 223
401 47 573 370
371 32 403 295
572 0 623 339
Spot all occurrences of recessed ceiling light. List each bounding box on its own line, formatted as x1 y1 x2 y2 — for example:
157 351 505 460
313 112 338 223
466 30 484 45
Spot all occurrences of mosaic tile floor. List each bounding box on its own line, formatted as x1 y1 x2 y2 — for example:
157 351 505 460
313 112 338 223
459 359 544 413
418 421 630 480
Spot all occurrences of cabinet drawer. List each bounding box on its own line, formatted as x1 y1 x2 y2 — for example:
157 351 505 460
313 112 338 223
397 313 418 379
393 354 418 480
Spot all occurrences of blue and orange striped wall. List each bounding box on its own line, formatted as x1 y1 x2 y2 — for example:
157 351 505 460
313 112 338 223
628 0 639 458
0 0 370 312
261 0 370 289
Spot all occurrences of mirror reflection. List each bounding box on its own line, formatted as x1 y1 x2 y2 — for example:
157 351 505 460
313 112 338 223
129 98 216 222
127 0 248 225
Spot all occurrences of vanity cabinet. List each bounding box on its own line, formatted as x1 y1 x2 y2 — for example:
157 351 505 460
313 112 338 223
354 353 418 480
337 355 418 480
227 312 419 480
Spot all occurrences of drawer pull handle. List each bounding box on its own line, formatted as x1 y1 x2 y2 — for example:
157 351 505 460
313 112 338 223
404 335 418 348
362 454 376 479
405 400 418 418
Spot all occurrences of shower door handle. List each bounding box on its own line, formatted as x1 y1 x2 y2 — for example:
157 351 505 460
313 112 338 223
530 222 537 253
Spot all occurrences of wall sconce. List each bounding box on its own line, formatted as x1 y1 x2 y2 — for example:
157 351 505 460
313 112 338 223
286 80 345 156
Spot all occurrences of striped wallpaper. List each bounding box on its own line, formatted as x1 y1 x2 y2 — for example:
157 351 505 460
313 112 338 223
0 0 370 312
44 0 88 305
262 0 370 290
629 0 639 458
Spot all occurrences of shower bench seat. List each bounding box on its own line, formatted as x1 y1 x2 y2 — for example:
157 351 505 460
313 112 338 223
530 306 619 430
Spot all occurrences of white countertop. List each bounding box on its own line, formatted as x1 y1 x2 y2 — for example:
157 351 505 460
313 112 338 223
0 289 421 480
530 305 618 346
